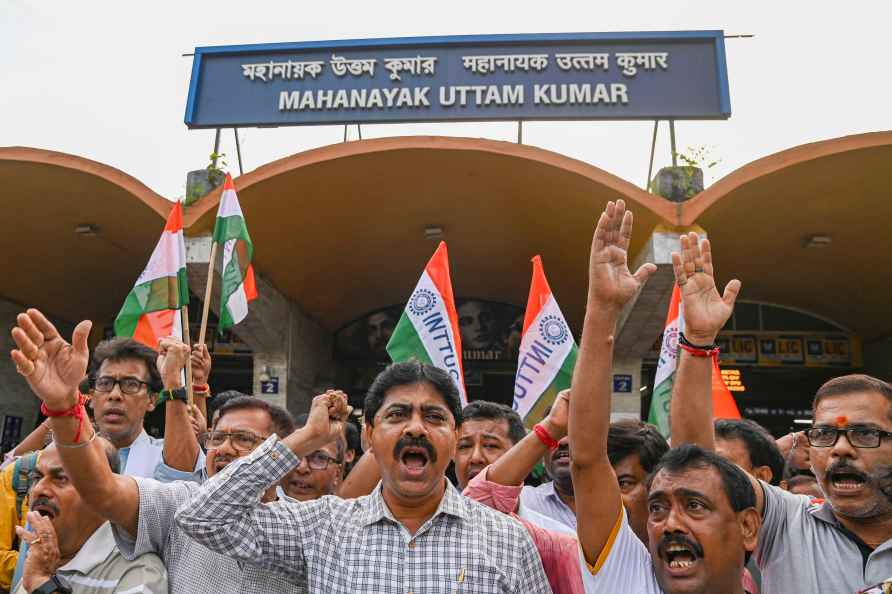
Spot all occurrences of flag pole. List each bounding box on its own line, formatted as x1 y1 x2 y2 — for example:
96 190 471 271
181 304 195 410
197 241 219 347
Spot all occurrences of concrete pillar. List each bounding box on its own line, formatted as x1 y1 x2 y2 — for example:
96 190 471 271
611 224 707 419
186 236 335 418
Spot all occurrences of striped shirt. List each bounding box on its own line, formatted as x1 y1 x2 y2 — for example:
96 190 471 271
15 522 167 594
520 481 576 531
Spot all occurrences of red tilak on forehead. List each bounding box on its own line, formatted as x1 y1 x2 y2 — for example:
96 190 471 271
836 416 848 428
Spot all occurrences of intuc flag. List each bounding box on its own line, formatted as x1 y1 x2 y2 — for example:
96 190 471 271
647 284 740 439
114 202 189 348
387 241 467 406
213 174 257 332
512 256 578 426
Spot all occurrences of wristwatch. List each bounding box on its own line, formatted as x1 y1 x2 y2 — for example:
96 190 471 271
31 575 72 594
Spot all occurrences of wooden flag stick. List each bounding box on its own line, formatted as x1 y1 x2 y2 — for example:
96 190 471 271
197 241 219 347
182 304 195 410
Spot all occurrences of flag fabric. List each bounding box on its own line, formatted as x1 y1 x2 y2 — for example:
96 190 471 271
512 256 578 426
387 241 467 406
647 284 741 439
114 202 188 348
213 174 257 332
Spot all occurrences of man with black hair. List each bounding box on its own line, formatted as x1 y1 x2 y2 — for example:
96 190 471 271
14 439 167 594
278 413 345 502
9 309 309 594
455 400 526 489
669 231 892 592
714 419 785 486
566 201 760 594
175 359 551 593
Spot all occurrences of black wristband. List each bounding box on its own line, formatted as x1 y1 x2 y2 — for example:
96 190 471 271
32 575 72 594
678 332 719 351
156 386 188 406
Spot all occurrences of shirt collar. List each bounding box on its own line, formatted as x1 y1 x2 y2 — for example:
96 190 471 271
357 480 469 528
59 522 116 575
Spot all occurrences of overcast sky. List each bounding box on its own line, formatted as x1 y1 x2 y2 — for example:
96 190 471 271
2 1 889 199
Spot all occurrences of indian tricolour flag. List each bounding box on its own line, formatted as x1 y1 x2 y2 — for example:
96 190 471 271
114 202 189 348
387 241 467 406
512 256 578 426
648 285 682 438
214 174 257 331
648 284 741 439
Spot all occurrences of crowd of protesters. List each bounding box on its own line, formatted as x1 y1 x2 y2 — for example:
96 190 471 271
2 199 891 594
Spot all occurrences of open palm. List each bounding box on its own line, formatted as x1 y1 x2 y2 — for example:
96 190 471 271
672 232 741 344
10 309 91 408
588 200 656 311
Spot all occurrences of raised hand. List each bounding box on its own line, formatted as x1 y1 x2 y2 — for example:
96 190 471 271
671 232 741 345
10 309 91 409
300 390 351 453
190 342 212 386
157 337 190 389
541 389 570 440
588 200 657 313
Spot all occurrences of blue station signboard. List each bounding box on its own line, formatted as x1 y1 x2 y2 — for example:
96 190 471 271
185 31 730 128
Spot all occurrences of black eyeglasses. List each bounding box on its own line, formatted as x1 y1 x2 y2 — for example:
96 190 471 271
93 376 150 396
300 451 342 471
200 430 267 453
805 426 892 449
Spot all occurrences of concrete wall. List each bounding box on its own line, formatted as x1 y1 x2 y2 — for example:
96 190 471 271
0 299 74 443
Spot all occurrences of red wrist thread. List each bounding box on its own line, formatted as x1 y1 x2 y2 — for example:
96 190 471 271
679 342 721 359
533 424 560 451
41 393 89 443
192 384 209 393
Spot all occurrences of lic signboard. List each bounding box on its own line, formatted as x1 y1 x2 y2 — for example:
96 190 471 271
185 31 730 128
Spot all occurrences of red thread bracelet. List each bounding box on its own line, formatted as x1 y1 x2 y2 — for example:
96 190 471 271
533 424 560 450
679 342 721 359
41 393 89 443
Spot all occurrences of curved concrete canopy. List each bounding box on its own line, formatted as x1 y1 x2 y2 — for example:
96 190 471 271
680 131 892 341
0 147 172 325
186 136 673 332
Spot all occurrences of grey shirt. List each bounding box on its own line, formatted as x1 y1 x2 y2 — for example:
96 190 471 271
756 481 892 593
112 477 305 594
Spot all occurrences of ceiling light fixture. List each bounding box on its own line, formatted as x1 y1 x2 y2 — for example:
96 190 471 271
424 226 444 240
74 224 98 236
803 234 831 248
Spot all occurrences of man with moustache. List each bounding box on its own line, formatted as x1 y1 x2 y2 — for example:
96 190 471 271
669 230 892 592
13 440 167 594
8 310 312 594
278 413 345 502
565 200 759 594
453 401 527 489
174 360 551 594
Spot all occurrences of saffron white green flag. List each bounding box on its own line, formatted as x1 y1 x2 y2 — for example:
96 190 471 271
387 241 468 406
114 202 188 347
213 174 257 332
512 256 578 426
649 285 682 438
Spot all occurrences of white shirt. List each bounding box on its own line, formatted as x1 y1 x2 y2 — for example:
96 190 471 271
117 430 164 478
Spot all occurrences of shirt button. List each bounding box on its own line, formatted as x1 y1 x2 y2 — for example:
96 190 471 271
408 541 416 549
271 452 279 460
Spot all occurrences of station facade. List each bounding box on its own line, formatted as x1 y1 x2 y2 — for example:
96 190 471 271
1 131 891 444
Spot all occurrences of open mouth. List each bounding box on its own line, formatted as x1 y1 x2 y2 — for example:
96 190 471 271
400 447 430 477
32 504 57 520
466 465 485 482
830 471 867 492
660 540 702 573
552 449 570 465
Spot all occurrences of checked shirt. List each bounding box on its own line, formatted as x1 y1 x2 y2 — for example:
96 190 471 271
175 436 553 594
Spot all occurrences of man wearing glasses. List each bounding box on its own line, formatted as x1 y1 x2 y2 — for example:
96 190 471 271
8 309 328 593
87 338 202 478
668 232 892 593
278 413 345 502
